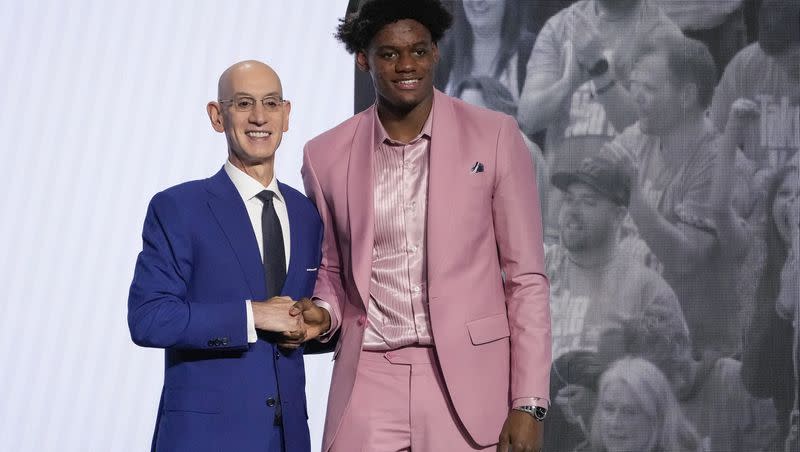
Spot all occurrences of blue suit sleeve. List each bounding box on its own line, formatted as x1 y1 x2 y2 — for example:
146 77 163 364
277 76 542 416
127 191 248 351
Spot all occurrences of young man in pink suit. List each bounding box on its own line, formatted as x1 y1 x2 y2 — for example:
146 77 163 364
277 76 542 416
293 1 551 450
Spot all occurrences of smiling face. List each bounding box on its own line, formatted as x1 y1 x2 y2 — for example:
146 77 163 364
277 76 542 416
559 182 623 253
630 53 685 136
463 0 506 32
356 19 439 115
596 380 654 452
207 61 291 168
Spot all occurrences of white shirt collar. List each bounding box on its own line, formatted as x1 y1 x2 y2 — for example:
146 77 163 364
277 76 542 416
223 159 284 204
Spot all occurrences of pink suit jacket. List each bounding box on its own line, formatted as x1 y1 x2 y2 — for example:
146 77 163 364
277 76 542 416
302 90 551 450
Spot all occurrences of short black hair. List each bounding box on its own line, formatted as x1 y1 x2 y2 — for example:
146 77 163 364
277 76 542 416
638 32 717 109
759 0 800 55
335 0 453 54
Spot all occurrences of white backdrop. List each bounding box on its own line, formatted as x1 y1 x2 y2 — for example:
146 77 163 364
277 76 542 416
0 1 351 450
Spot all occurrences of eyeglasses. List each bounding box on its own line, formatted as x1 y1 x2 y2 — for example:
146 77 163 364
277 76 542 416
219 95 287 112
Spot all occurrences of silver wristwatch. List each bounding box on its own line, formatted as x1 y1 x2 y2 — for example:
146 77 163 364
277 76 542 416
513 404 548 422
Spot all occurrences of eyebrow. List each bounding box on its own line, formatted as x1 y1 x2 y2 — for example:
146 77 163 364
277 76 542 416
231 91 282 98
376 41 431 50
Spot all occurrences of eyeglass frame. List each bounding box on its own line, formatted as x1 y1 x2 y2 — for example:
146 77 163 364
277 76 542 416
217 95 289 112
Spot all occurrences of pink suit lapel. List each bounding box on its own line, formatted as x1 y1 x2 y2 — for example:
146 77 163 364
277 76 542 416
347 106 376 308
426 90 460 299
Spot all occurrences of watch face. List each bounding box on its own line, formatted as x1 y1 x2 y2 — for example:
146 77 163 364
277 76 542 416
534 406 548 421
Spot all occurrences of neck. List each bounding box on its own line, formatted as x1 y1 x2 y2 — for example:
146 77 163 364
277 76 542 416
659 112 706 168
471 35 502 73
596 0 638 20
228 154 274 188
471 23 501 41
568 237 617 268
376 92 433 142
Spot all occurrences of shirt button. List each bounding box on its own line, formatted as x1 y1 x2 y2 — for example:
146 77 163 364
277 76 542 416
413 286 421 293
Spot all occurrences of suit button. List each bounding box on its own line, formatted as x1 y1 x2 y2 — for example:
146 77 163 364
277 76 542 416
207 340 215 347
266 397 276 407
357 315 366 326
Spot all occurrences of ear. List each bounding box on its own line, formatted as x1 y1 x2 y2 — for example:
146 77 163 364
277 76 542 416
282 100 292 132
207 102 225 133
356 51 370 72
432 42 440 64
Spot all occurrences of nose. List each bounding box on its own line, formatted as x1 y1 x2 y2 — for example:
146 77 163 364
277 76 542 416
249 103 268 125
395 51 415 73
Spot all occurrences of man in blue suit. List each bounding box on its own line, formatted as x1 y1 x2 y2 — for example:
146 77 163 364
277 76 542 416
128 60 324 452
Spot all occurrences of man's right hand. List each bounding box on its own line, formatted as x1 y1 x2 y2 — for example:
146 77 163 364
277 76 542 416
725 97 760 155
251 296 302 333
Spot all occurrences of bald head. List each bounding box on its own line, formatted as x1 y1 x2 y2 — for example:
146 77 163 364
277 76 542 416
207 60 291 184
217 60 283 100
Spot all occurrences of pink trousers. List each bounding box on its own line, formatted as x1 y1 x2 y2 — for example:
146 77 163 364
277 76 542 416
329 346 493 452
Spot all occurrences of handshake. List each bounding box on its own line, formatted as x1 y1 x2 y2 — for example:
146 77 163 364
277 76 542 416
252 297 332 349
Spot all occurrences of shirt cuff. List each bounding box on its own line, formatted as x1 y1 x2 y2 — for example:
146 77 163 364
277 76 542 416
245 300 257 344
512 397 550 410
312 297 339 343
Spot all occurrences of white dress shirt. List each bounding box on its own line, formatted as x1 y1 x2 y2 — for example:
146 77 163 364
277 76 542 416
224 160 290 343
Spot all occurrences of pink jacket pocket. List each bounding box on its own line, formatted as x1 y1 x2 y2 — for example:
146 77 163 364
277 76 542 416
466 313 511 345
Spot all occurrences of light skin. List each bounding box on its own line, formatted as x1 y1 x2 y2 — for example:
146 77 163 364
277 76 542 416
559 182 625 266
596 380 653 452
517 0 641 136
704 98 761 263
206 60 306 335
463 0 506 77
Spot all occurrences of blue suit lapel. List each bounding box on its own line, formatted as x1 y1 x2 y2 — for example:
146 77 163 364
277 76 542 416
205 168 267 300
278 181 302 297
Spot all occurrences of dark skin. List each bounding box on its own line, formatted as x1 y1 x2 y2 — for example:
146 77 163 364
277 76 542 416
284 18 544 450
364 19 544 452
355 19 438 142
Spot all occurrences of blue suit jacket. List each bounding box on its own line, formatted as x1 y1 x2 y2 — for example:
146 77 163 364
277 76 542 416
128 168 322 452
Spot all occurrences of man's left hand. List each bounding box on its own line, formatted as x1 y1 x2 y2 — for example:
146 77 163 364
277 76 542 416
497 410 543 452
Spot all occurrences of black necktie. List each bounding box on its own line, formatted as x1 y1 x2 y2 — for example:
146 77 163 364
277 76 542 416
256 190 286 298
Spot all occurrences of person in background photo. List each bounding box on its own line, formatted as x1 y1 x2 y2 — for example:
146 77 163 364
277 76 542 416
545 153 688 363
600 33 743 356
710 0 800 172
590 357 703 452
657 0 747 73
742 164 800 451
437 0 531 100
454 75 549 223
615 306 780 451
547 350 605 452
517 0 681 241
